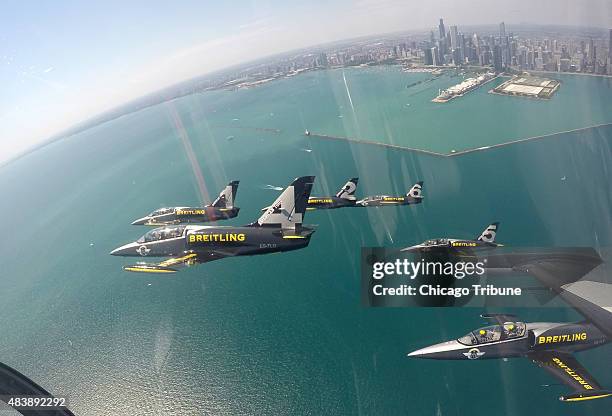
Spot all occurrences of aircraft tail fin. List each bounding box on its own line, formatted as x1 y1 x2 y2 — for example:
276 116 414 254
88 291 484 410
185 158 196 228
477 222 499 243
254 176 315 229
211 180 239 208
335 177 359 200
406 181 424 200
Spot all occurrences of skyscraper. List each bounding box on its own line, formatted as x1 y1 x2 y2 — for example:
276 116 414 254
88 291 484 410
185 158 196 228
493 44 503 72
431 46 439 66
439 18 446 40
499 22 506 39
450 26 458 50
424 48 433 65
608 29 612 74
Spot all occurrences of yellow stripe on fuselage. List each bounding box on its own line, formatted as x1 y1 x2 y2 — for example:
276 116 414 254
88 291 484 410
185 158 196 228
283 235 306 239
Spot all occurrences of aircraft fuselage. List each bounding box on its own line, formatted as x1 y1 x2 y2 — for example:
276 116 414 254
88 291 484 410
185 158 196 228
404 238 500 253
307 196 356 210
356 195 422 207
409 321 608 361
111 224 314 260
132 206 240 225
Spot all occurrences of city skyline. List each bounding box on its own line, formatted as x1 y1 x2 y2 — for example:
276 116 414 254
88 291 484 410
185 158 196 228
2 0 612 164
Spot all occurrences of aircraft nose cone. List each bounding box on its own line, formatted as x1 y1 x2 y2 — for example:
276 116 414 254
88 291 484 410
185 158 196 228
131 216 149 225
407 346 432 357
400 245 420 252
110 242 139 256
407 340 464 359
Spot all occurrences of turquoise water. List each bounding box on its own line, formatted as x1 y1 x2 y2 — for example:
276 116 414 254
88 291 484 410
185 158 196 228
170 66 612 154
0 68 611 415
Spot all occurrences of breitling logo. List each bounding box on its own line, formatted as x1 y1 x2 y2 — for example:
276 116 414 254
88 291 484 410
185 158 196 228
308 199 333 204
189 233 246 243
451 242 477 247
463 348 485 360
177 209 206 215
537 333 587 344
552 357 594 390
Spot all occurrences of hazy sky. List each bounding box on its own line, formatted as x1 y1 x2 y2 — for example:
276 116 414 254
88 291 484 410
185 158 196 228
1 0 611 163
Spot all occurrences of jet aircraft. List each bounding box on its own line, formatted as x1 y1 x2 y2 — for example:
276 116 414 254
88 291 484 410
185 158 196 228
131 180 240 225
408 248 612 402
111 176 316 273
408 312 610 402
356 181 423 207
402 222 500 253
306 178 359 210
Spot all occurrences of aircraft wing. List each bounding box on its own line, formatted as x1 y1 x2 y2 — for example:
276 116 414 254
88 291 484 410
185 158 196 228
528 351 611 402
514 258 612 338
123 251 233 273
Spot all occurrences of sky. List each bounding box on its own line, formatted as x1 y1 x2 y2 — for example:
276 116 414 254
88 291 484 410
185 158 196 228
1 0 611 163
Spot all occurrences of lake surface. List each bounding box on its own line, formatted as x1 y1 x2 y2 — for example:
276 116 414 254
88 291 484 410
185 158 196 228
0 67 610 415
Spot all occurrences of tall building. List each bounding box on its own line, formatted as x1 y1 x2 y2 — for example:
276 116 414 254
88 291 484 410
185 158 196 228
438 18 446 40
431 46 439 66
499 22 506 39
459 33 466 63
587 38 595 65
450 26 458 50
493 44 503 72
424 48 433 65
608 29 612 74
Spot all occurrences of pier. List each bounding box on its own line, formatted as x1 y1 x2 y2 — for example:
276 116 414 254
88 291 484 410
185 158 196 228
432 72 498 103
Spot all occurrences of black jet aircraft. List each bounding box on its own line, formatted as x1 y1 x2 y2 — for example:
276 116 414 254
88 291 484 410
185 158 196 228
408 248 612 402
306 177 359 210
402 222 501 253
131 180 240 225
355 181 423 207
408 313 610 402
111 176 316 273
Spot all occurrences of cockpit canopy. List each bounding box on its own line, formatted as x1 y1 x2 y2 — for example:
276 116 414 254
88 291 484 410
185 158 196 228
361 195 385 202
423 238 449 246
150 207 175 217
457 322 526 345
137 226 186 243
